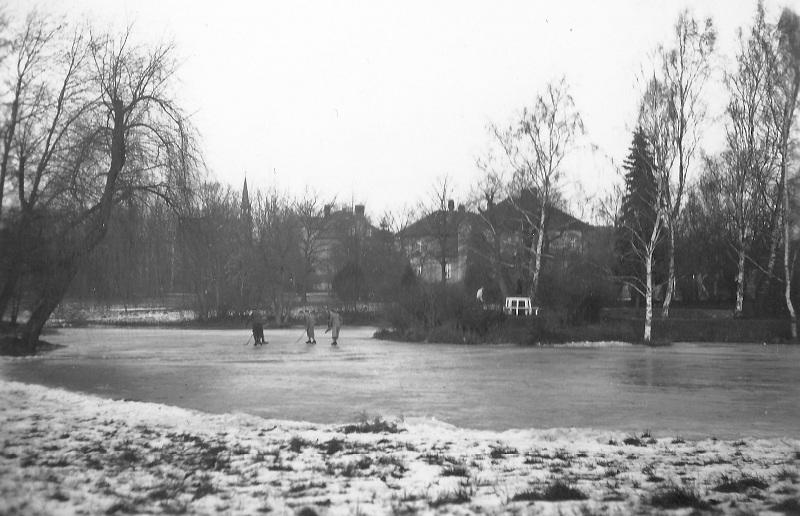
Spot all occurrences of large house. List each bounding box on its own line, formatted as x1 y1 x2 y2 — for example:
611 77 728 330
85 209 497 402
308 203 381 292
397 190 613 300
396 200 480 283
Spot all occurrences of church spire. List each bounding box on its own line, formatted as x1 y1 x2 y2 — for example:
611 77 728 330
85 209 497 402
242 177 252 216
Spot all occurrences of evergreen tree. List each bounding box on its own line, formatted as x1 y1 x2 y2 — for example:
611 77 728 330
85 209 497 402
615 127 660 305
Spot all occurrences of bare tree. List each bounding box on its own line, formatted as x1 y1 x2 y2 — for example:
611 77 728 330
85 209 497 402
7 23 200 349
473 152 513 298
634 77 679 341
718 4 780 316
648 10 716 317
294 188 333 303
774 7 800 339
177 182 239 319
418 175 459 284
253 188 300 324
0 14 92 319
490 77 584 302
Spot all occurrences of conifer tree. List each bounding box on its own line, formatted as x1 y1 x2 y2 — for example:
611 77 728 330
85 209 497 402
615 127 660 306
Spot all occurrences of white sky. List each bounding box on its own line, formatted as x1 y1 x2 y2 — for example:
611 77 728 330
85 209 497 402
7 0 794 220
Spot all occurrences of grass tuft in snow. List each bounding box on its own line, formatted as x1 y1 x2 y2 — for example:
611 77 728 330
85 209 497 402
776 467 800 484
641 463 665 483
712 473 769 493
341 415 400 434
771 497 800 514
430 482 474 507
490 446 518 459
288 436 313 453
649 482 710 510
512 480 587 502
441 464 470 477
322 438 345 455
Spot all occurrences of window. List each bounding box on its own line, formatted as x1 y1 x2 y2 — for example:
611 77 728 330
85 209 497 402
416 265 423 276
445 262 452 280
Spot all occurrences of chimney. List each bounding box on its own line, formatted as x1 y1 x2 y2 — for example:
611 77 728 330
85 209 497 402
355 204 365 217
324 204 331 217
447 199 455 212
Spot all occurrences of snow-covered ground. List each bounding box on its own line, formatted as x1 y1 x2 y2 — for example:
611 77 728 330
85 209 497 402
1 380 798 515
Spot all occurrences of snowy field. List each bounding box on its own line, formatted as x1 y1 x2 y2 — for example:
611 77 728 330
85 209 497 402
1 380 799 515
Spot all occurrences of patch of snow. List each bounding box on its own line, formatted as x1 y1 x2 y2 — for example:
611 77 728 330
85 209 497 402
1 380 797 515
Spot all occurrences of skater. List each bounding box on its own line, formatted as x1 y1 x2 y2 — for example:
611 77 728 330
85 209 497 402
304 309 317 344
326 309 343 346
248 310 266 346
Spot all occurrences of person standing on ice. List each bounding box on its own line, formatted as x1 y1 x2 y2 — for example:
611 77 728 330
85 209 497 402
304 309 317 344
326 309 343 346
248 310 266 345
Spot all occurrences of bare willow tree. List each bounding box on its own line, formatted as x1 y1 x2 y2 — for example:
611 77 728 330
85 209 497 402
4 21 200 349
489 77 583 302
648 10 716 317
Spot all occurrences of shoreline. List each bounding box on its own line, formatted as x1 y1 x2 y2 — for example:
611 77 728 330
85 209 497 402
1 380 798 515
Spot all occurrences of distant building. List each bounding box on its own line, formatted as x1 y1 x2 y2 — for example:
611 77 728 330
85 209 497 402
397 190 614 300
312 204 380 291
397 201 480 283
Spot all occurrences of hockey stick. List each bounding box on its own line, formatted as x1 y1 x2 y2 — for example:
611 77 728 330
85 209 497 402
243 334 253 346
295 330 309 343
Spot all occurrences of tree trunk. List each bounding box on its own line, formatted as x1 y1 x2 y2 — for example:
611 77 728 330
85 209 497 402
529 203 547 303
496 272 509 299
644 251 653 343
784 171 797 341
780 70 799 341
21 261 79 351
0 276 19 321
661 221 675 318
735 245 746 317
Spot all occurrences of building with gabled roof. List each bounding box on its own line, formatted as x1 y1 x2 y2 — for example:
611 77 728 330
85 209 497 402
397 200 482 284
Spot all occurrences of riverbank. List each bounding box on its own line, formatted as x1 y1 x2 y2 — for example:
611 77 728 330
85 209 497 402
1 380 798 515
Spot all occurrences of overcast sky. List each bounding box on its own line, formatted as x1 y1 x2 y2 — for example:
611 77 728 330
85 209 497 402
7 0 793 220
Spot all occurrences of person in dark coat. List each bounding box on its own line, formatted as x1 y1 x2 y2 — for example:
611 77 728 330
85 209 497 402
326 309 343 346
249 310 266 346
304 309 317 344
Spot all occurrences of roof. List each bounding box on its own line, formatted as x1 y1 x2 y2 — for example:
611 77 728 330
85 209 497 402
484 189 590 234
398 209 481 240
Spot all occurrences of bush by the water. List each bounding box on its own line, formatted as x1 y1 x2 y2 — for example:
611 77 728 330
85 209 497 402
381 283 504 343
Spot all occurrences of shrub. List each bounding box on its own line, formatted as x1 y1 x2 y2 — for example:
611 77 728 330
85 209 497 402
384 283 503 342
568 294 606 324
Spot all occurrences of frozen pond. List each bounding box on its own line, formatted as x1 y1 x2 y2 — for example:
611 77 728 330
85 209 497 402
1 326 798 439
